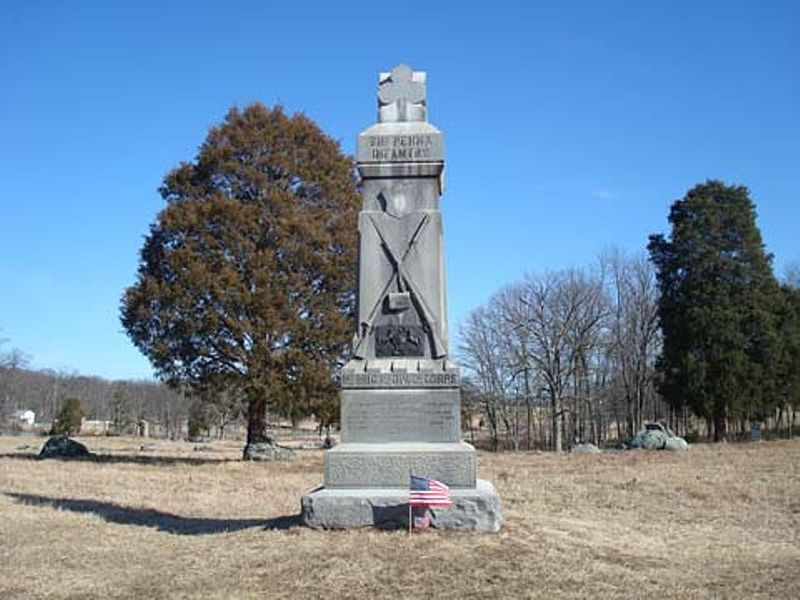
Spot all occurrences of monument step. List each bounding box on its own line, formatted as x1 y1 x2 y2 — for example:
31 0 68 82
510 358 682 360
324 441 476 488
301 479 501 532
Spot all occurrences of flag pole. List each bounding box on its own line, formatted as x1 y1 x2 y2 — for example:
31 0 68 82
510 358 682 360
408 467 412 535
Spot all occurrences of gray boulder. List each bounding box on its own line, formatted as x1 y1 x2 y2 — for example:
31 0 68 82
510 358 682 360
629 423 689 451
242 442 295 461
570 443 601 454
630 429 667 450
663 436 690 451
40 435 90 458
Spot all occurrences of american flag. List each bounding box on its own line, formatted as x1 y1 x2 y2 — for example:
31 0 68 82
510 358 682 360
412 512 431 530
409 474 452 507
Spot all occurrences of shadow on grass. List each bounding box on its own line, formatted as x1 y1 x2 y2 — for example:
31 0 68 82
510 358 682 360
5 492 300 535
0 452 234 466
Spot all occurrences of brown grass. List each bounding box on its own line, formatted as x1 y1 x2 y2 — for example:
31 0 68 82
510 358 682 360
1 435 798 599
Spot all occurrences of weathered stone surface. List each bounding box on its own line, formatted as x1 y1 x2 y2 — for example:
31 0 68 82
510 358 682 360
376 64 428 124
352 202 448 360
242 442 295 461
325 442 476 488
663 436 689 451
629 429 666 449
39 435 90 458
571 443 601 454
628 423 689 451
341 388 460 443
301 479 501 532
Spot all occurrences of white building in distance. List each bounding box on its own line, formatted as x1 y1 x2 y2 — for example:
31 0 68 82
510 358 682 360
12 409 36 426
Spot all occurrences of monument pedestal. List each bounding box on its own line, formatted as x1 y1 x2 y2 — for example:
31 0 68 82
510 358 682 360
301 360 502 531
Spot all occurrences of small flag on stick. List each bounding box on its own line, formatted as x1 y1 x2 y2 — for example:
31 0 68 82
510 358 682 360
409 474 453 507
413 512 431 530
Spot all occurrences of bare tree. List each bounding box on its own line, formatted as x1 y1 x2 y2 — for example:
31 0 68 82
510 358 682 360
0 339 31 419
783 262 800 289
494 283 541 450
505 269 607 452
460 269 608 452
603 249 661 437
459 306 516 450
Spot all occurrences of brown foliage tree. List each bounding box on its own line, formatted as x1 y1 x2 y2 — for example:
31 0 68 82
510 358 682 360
121 104 359 453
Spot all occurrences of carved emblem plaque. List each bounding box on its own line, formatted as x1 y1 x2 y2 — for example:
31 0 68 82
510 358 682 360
374 324 425 357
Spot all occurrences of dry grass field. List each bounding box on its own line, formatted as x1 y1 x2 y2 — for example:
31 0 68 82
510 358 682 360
1 435 798 599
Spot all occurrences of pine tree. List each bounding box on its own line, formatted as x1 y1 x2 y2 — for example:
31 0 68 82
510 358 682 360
121 104 359 454
51 397 84 436
648 181 781 440
776 284 800 417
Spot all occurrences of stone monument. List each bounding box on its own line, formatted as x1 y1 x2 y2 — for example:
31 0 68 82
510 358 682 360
301 64 501 532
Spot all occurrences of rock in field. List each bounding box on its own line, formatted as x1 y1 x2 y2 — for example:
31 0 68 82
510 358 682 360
242 442 295 461
570 443 601 454
628 423 689 451
663 436 689 451
39 435 91 458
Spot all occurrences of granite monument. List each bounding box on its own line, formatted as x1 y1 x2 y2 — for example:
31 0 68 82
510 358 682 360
301 64 501 531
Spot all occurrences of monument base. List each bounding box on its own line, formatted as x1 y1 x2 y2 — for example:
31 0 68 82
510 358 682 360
301 479 502 532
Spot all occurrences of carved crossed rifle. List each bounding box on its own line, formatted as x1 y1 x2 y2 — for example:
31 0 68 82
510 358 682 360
353 192 445 359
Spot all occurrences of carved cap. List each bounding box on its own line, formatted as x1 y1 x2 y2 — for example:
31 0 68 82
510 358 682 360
377 64 427 123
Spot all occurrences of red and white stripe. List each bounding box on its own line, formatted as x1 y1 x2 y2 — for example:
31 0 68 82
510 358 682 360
409 478 453 507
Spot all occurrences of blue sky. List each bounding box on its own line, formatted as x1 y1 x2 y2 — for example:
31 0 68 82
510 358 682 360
1 0 797 380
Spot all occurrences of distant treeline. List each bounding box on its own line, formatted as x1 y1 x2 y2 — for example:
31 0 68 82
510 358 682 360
0 358 190 438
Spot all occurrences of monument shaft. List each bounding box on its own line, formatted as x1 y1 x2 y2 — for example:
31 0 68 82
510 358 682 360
325 64 473 490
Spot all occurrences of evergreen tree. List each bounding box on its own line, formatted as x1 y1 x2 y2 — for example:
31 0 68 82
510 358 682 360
121 104 359 455
51 397 84 436
648 181 781 440
776 284 800 414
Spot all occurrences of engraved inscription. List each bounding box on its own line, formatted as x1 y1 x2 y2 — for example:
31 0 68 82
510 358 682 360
341 392 460 443
367 134 435 161
342 371 459 388
343 398 455 442
357 130 444 163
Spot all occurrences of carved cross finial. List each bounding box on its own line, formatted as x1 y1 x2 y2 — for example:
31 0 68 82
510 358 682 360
378 64 426 107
